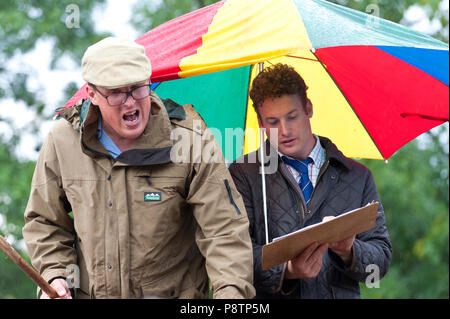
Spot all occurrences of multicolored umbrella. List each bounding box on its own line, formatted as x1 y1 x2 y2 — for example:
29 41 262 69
65 0 449 161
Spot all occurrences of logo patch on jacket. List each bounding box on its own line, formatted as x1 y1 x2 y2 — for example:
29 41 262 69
144 192 161 202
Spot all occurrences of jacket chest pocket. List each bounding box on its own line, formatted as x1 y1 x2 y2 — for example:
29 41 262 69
135 164 188 196
131 165 188 215
128 165 190 253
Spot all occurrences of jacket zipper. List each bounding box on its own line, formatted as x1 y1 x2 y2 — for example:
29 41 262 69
224 179 241 215
310 159 330 199
300 160 330 225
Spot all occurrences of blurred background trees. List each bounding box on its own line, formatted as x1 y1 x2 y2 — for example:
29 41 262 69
359 126 449 298
0 1 109 152
0 0 448 298
0 0 108 298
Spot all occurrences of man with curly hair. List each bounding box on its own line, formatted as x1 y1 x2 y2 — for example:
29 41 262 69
229 63 392 298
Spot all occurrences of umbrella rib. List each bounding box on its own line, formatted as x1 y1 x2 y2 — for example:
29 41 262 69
286 55 320 62
400 113 448 122
309 50 386 160
243 63 258 154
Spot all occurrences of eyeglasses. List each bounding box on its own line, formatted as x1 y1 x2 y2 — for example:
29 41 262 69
92 84 151 106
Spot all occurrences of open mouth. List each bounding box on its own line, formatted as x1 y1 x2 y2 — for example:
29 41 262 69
123 110 140 124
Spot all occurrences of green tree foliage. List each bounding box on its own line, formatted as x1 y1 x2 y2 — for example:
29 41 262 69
0 143 36 298
360 127 449 298
0 0 108 298
0 0 109 147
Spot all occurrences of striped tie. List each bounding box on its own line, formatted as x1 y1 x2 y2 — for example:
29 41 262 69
283 157 314 205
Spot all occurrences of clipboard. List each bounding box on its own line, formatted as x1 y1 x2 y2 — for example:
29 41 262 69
262 201 379 270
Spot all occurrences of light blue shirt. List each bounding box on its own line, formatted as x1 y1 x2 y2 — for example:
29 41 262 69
97 116 122 159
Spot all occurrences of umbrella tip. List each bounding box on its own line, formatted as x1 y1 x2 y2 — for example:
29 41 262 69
384 160 389 164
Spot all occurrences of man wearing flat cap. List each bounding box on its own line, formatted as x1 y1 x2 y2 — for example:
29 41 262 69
22 37 255 299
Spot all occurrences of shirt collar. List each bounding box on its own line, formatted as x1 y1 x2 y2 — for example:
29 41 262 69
96 115 122 159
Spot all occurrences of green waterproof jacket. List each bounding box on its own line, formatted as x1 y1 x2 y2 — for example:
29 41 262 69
22 93 255 299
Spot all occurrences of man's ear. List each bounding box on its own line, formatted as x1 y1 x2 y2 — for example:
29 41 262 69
85 85 98 104
256 109 263 128
305 99 313 119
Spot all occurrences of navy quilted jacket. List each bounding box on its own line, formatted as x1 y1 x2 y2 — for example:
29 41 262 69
229 136 392 299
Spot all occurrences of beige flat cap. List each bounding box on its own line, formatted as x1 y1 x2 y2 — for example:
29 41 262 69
82 37 152 89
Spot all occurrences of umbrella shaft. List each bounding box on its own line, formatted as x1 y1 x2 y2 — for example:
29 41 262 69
259 129 269 245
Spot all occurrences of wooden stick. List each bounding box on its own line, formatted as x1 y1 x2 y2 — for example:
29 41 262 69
0 235 59 298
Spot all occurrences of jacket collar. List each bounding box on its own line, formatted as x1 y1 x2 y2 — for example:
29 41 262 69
318 136 352 171
61 92 174 166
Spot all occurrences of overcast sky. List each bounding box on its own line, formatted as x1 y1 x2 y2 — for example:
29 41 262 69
0 0 448 161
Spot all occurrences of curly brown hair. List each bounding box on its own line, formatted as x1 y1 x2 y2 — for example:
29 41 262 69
249 63 309 112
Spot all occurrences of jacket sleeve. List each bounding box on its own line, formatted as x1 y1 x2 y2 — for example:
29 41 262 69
186 132 255 299
229 162 286 295
328 169 392 282
22 130 77 284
